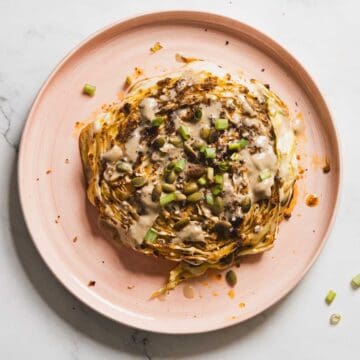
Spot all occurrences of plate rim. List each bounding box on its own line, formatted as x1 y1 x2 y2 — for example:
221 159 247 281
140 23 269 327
18 10 342 334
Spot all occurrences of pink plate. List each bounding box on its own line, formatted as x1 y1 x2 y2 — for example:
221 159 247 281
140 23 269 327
18 11 341 334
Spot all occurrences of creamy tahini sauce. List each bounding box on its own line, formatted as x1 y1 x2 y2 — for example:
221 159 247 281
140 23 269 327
125 128 142 162
200 102 222 123
102 145 123 162
176 222 205 243
139 97 158 121
237 94 255 116
243 143 278 202
127 183 159 245
128 213 157 245
223 173 235 205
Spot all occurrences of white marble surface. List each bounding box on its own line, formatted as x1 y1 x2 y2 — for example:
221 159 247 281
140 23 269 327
1 0 359 358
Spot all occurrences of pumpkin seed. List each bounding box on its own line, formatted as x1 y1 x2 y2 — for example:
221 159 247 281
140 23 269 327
173 218 190 231
165 171 177 184
175 191 187 201
225 270 237 287
151 183 162 201
153 136 166 149
169 136 183 147
162 183 176 193
187 191 203 203
241 197 251 213
200 127 210 140
116 161 132 173
211 196 224 215
184 182 199 194
184 143 198 159
131 176 147 188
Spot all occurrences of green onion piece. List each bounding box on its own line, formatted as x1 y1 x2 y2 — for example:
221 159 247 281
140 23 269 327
83 83 96 96
230 152 240 161
207 167 214 182
151 117 164 127
160 192 176 207
206 193 214 206
198 176 207 186
204 147 216 159
228 138 248 151
351 273 360 288
325 290 336 305
144 228 158 242
214 118 229 130
259 169 272 181
174 159 186 173
214 174 223 185
178 125 190 140
212 184 223 195
217 161 229 172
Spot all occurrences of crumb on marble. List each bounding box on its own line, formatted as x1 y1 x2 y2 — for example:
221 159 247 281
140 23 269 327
150 41 163 54
228 289 235 299
88 280 96 287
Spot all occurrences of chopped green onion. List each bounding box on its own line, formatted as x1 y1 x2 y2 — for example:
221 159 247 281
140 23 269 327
214 174 223 185
259 169 272 181
217 161 229 172
204 147 216 159
325 289 336 305
144 228 158 242
151 117 164 127
351 273 360 288
214 118 229 130
178 125 190 140
228 138 248 151
174 158 186 173
197 176 207 186
207 167 214 182
206 193 214 206
160 192 176 207
230 152 240 161
83 83 96 96
212 184 223 195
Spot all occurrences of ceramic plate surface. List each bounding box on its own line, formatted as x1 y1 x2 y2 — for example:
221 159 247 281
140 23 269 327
18 11 341 334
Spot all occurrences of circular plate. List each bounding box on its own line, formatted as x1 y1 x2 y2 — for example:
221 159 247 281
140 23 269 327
18 11 341 334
